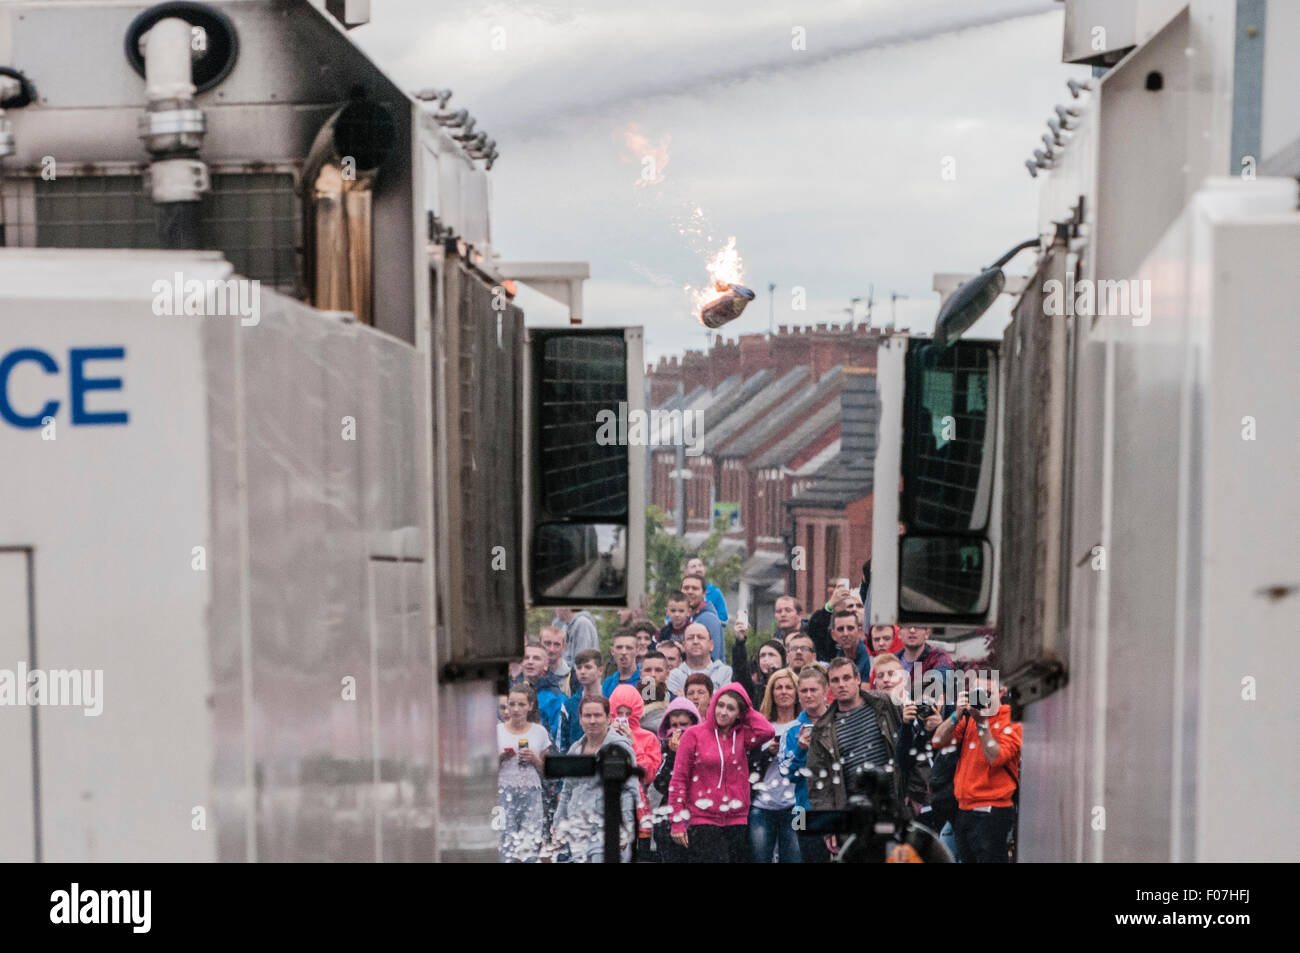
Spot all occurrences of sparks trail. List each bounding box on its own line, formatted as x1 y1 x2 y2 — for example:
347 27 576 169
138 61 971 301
615 125 752 327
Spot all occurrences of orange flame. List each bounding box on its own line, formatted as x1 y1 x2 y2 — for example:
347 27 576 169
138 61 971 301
689 236 745 315
621 122 671 188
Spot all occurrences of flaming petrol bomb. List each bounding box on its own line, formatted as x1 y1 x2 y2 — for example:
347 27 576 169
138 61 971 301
692 236 753 328
699 282 755 329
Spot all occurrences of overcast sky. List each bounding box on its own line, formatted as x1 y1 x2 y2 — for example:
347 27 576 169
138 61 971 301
347 0 1087 363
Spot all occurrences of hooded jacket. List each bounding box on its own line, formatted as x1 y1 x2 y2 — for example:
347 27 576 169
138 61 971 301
558 611 600 667
608 684 664 796
665 658 733 698
704 582 729 623
667 682 774 833
653 696 702 798
947 704 1021 809
552 728 639 860
548 658 575 696
781 709 820 811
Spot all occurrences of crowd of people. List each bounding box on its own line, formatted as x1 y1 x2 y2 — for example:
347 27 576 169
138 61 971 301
499 560 1021 864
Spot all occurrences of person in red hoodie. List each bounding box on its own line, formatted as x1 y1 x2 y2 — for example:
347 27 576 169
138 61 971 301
608 684 663 860
667 682 774 863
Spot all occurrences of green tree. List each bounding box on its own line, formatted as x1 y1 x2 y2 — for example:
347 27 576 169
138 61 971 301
695 514 744 597
645 505 687 621
645 507 744 622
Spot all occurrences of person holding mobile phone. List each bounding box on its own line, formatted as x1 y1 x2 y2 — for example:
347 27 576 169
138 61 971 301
750 668 802 862
782 666 832 862
731 610 788 706
609 684 663 860
497 684 551 863
652 697 702 862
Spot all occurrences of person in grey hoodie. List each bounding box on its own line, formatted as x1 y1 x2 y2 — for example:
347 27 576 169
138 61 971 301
665 624 733 697
554 608 600 668
548 694 639 863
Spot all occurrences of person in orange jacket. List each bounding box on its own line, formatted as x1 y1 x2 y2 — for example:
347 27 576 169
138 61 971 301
608 684 663 859
930 673 1021 863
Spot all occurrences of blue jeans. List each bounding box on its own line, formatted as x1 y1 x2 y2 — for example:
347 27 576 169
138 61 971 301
940 820 960 862
749 806 801 863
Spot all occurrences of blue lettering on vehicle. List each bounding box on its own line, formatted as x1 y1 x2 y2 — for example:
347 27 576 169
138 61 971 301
0 346 128 427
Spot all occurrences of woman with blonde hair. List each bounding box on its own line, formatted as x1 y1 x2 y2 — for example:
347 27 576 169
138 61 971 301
749 667 802 862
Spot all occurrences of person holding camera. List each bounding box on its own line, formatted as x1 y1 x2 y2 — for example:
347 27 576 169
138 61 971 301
609 684 663 860
806 657 904 855
930 676 1021 862
892 660 950 837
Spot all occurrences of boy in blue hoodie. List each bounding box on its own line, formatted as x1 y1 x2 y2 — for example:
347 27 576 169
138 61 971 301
781 665 832 863
557 649 604 751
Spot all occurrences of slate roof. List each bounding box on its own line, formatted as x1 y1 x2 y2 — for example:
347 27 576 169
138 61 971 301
749 397 841 470
701 366 810 453
726 366 844 461
785 370 879 509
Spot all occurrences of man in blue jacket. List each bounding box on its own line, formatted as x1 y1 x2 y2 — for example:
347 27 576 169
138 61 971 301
782 665 831 862
686 557 728 622
601 630 641 697
681 573 724 661
558 648 604 750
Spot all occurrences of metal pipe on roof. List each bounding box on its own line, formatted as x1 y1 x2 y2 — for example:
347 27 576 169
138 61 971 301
138 17 208 249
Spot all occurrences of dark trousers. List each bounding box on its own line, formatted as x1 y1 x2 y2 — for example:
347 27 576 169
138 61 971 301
953 807 1016 863
914 804 952 837
687 824 749 863
653 823 687 863
797 831 832 863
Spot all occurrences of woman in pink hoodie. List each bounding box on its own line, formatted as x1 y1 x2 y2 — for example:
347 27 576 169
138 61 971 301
608 684 664 857
667 681 774 863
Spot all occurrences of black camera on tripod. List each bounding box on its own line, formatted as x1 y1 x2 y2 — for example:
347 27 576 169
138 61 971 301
804 765 951 863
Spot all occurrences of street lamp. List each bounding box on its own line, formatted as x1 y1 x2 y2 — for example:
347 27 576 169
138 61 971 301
933 238 1038 347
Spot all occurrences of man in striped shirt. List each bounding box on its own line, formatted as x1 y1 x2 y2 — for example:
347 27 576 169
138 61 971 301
806 657 904 818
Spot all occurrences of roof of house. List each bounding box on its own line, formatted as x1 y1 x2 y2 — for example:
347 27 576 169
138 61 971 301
794 438 841 476
650 372 760 457
784 370 878 509
749 396 841 470
701 369 772 424
702 365 810 453
740 551 786 588
649 375 736 445
722 366 845 459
